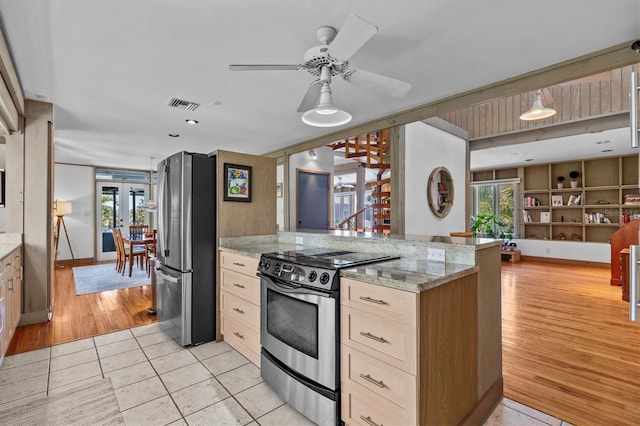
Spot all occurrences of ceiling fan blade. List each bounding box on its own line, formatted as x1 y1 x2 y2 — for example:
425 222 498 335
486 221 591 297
329 14 377 60
229 64 301 71
345 68 411 98
297 80 322 112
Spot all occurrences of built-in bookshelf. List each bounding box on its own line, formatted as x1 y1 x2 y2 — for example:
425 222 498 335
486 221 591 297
472 154 639 243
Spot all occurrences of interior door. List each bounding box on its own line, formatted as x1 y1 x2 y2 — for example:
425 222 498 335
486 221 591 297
96 182 149 261
297 169 330 230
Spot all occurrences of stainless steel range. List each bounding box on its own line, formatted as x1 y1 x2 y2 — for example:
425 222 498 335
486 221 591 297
257 248 398 425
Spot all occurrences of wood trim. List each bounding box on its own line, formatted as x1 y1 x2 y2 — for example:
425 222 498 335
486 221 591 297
265 40 640 159
0 28 24 116
55 258 94 266
460 377 504 426
520 255 609 268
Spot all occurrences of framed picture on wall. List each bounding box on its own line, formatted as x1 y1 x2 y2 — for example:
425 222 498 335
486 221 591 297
223 163 252 202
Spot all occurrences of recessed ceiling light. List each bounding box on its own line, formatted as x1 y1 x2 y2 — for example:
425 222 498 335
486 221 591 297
510 152 518 156
596 140 610 144
185 119 199 125
211 101 222 106
601 149 613 152
525 158 534 162
168 133 180 138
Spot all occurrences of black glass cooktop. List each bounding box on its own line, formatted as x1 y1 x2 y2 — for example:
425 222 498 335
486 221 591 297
262 248 397 269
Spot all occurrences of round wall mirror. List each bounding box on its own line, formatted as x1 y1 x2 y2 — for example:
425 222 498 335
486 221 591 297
427 167 454 218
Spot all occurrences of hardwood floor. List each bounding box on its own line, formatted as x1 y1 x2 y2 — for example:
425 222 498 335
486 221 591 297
502 261 640 426
7 261 156 355
6 260 640 425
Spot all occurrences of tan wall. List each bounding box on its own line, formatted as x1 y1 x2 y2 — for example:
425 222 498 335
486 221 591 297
216 150 277 237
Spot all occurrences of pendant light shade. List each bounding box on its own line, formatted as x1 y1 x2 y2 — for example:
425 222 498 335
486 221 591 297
301 83 352 127
520 89 556 121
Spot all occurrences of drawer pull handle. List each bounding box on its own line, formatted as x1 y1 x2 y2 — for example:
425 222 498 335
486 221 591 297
233 332 245 339
232 283 246 289
359 296 386 305
232 262 246 267
360 332 387 344
232 307 245 314
360 415 382 426
359 373 386 388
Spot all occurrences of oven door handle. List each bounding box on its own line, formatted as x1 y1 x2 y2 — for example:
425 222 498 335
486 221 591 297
258 273 334 298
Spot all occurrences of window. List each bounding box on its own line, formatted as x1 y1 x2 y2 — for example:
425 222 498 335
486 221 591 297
472 181 518 237
334 192 355 228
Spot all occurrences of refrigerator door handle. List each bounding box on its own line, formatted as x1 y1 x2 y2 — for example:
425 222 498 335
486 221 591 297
155 267 181 284
158 163 170 258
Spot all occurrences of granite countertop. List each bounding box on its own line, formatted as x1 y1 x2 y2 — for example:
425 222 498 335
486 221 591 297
340 258 478 293
0 234 22 260
219 238 480 293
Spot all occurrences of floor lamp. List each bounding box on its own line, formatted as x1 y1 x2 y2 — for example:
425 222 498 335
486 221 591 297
54 200 75 267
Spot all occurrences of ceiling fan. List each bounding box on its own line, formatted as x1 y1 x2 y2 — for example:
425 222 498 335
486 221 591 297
335 176 355 190
229 15 412 126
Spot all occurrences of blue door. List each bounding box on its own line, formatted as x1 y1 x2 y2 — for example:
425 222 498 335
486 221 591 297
297 170 330 230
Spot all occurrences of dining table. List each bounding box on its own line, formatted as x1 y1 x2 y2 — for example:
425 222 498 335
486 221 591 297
121 233 155 277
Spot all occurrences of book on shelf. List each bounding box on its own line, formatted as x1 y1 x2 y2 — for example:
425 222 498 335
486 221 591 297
523 196 540 207
522 210 532 223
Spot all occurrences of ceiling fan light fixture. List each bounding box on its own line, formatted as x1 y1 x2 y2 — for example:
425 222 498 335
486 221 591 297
520 90 556 121
302 83 352 127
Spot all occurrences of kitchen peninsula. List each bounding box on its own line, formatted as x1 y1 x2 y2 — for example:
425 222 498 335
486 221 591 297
218 231 502 425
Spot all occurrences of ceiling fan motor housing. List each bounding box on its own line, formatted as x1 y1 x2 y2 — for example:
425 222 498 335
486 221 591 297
303 46 347 76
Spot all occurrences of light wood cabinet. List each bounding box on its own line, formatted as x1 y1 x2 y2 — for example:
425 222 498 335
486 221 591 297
340 274 479 426
1 247 22 358
219 251 260 366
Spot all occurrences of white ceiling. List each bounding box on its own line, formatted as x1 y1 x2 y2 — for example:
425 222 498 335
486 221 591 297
0 1 638 171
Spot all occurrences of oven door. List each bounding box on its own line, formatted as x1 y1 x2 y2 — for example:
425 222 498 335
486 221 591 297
260 274 338 390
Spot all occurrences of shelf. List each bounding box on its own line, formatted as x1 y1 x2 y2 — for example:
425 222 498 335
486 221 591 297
584 185 619 191
584 204 618 208
521 206 550 209
584 223 619 227
551 188 584 193
551 205 583 209
550 222 582 226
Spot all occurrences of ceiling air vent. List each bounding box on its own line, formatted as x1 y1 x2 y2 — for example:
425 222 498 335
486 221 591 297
167 97 200 111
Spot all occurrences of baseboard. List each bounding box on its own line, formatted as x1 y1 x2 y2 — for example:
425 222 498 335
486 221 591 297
19 310 50 326
56 258 95 267
521 256 609 269
460 377 503 426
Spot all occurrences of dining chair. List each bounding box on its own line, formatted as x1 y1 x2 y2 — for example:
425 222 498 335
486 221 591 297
129 224 149 238
146 229 157 277
112 229 124 273
113 227 145 276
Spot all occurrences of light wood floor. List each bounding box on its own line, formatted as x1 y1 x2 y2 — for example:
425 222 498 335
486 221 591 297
501 261 639 426
7 261 157 355
7 260 640 425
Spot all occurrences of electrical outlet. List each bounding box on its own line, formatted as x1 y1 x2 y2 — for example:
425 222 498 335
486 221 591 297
427 248 446 262
295 236 304 245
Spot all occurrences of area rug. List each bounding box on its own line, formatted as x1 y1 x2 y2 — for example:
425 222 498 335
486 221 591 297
0 377 124 425
73 262 150 295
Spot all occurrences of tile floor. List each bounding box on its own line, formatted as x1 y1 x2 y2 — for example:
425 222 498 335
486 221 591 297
0 324 571 426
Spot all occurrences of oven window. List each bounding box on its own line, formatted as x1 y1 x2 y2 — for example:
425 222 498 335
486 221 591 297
266 289 319 359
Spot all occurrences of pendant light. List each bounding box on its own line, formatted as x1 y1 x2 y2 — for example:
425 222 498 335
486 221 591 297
301 65 352 128
519 89 556 121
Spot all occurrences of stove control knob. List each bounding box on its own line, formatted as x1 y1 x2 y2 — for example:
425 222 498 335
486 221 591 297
319 272 330 285
263 261 271 271
308 271 317 282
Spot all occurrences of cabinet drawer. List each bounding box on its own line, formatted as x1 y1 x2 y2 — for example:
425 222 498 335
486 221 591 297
341 278 418 327
341 306 416 375
342 382 407 426
220 251 259 277
221 291 260 329
341 345 416 414
221 313 260 367
220 268 261 304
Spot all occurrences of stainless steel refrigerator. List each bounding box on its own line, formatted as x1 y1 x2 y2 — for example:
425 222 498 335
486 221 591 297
155 151 216 346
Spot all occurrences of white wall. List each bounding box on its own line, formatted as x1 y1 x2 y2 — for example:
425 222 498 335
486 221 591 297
513 238 610 263
288 147 334 230
404 121 467 236
54 164 94 260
